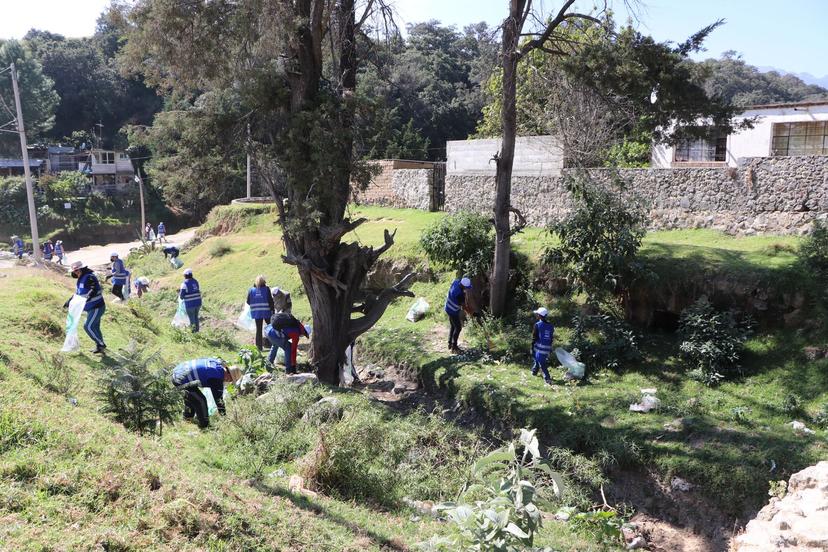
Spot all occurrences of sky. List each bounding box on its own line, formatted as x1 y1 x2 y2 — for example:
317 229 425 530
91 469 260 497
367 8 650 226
0 0 826 79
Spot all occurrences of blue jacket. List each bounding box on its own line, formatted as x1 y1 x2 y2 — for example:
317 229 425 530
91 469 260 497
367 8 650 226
247 286 273 320
43 243 54 259
12 238 23 255
55 243 64 257
111 258 129 285
171 358 224 388
532 319 554 356
444 279 466 315
76 270 104 311
157 223 166 235
179 277 202 309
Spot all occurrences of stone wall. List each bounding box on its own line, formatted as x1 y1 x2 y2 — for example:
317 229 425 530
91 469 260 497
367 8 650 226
445 156 828 235
354 160 436 209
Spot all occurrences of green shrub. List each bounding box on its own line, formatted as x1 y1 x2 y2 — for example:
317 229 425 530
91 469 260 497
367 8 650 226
570 313 640 372
467 313 531 363
420 428 563 552
812 403 828 428
29 351 76 395
208 239 232 258
799 219 828 278
678 298 753 386
780 393 804 416
544 173 647 307
420 212 493 276
96 343 181 436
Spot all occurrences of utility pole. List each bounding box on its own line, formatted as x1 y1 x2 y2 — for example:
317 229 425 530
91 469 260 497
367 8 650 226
246 123 252 198
11 63 40 263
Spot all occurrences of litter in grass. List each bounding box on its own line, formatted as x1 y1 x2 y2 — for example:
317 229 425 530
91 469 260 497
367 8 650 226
789 420 815 435
630 390 660 413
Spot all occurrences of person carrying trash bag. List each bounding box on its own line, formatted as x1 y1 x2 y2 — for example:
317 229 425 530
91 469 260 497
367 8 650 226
54 240 65 265
11 235 24 259
42 240 54 262
247 275 274 351
179 268 202 332
444 276 472 353
530 307 555 385
105 252 129 301
162 245 179 259
265 312 308 374
170 358 241 429
64 260 107 354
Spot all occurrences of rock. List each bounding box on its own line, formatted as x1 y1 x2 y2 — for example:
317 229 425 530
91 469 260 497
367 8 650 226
254 372 274 392
236 373 255 395
403 497 437 516
392 386 408 395
663 418 685 432
789 421 815 435
734 461 828 551
302 396 343 425
256 390 286 405
286 373 318 386
626 536 647 550
288 474 318 499
670 477 693 492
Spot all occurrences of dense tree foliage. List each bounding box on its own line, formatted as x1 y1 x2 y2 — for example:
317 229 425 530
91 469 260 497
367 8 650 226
0 39 59 154
692 52 828 107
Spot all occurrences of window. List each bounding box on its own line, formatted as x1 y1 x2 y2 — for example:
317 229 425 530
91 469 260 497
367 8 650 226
772 122 828 156
674 134 727 163
99 151 115 164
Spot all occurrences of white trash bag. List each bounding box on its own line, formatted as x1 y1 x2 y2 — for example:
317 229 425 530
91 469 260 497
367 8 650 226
555 347 585 379
123 274 131 300
171 298 190 328
340 343 355 387
406 297 430 322
170 257 183 269
61 295 87 352
201 387 218 416
235 304 257 333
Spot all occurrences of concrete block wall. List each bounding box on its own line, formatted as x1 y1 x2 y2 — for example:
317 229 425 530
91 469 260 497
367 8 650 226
446 135 564 177
353 159 436 209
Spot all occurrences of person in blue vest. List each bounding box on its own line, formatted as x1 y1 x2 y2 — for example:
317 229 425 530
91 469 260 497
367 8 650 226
530 307 555 385
265 312 308 374
179 268 202 332
42 240 54 261
54 240 65 265
105 252 129 301
170 358 241 428
11 235 24 259
64 260 107 354
445 276 472 353
247 275 274 351
157 222 167 243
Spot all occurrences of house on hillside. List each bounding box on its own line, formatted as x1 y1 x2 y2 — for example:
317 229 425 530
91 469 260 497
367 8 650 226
78 149 136 194
0 158 45 177
652 100 828 168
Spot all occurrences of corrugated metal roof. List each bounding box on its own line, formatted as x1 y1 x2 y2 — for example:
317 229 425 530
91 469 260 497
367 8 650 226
744 100 828 110
0 159 45 169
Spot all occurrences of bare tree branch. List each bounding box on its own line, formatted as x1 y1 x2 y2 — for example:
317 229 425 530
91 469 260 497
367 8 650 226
347 273 416 339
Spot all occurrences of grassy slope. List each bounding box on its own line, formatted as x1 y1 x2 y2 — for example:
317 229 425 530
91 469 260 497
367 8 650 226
2 204 825 549
145 205 826 518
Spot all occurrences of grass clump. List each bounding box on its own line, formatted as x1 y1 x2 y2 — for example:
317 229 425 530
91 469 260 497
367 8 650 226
208 239 233 258
0 411 48 454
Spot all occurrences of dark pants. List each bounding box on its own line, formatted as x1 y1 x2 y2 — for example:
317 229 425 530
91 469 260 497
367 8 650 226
181 385 225 428
268 335 294 373
532 352 552 382
447 312 462 348
186 306 200 333
112 284 124 300
84 304 106 348
255 318 265 350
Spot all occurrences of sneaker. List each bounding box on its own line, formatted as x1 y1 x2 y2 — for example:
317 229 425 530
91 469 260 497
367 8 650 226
531 369 538 376
92 344 107 354
544 379 553 386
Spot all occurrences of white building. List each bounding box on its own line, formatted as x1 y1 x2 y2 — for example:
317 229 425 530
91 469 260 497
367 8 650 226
652 100 828 168
446 135 564 176
79 149 135 194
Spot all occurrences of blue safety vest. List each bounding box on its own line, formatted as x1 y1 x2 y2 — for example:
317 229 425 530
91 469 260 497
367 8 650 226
55 243 64 257
444 279 465 315
111 258 129 285
77 271 104 311
43 243 54 259
13 238 23 254
533 319 554 356
157 223 166 235
180 278 202 309
171 358 224 387
247 286 272 320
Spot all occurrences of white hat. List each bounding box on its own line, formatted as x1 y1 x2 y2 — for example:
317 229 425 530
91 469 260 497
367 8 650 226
56 240 62 244
534 307 549 317
110 252 119 258
183 268 193 276
11 235 18 239
271 286 281 295
70 260 86 271
460 277 472 288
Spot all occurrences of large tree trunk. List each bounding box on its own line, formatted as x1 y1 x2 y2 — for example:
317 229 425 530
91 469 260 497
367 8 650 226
490 0 525 317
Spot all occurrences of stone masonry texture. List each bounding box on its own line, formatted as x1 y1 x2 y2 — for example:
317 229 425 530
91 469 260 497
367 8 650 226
444 156 828 235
